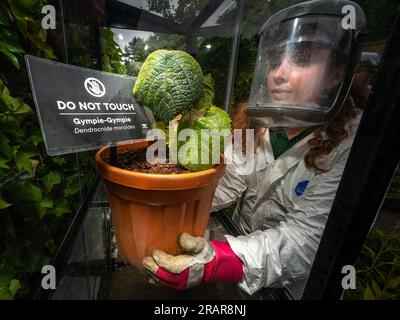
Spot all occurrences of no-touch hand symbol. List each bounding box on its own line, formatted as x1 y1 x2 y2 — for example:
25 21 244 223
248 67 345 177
84 77 106 97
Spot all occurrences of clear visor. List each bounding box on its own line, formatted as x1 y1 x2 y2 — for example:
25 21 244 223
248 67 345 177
248 16 352 127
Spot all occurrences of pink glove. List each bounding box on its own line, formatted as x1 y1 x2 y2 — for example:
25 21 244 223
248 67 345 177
143 233 243 290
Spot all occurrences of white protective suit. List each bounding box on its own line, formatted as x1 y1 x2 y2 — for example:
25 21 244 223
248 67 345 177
211 112 362 298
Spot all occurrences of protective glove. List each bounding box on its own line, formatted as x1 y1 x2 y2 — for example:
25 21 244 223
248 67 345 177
142 232 243 291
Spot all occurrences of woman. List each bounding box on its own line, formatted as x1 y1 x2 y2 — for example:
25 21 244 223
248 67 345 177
143 0 367 299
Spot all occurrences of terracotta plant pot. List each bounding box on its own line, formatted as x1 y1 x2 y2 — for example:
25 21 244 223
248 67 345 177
95 140 226 270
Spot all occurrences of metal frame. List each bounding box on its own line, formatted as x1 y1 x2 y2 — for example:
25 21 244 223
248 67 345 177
224 0 245 113
106 0 187 34
212 210 243 237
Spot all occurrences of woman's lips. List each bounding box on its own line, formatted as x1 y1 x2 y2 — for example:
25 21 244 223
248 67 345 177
271 88 292 100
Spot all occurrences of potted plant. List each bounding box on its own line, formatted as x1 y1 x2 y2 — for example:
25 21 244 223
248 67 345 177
95 50 231 269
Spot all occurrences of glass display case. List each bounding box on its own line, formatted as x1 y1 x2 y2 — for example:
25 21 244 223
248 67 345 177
1 0 400 301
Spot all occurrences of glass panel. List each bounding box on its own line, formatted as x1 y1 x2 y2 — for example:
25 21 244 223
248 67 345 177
118 0 212 26
210 0 397 301
299 0 397 299
195 0 238 108
51 205 110 300
112 28 186 78
201 0 236 28
342 168 400 300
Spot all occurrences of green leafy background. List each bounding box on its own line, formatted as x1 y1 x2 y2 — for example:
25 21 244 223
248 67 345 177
0 0 125 299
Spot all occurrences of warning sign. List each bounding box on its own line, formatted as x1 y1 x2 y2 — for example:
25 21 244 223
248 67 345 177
25 55 155 156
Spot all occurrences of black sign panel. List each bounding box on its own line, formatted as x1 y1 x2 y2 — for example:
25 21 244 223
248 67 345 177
25 55 155 156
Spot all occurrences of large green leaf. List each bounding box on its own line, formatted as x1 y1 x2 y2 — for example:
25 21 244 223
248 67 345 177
14 150 36 173
371 280 382 298
31 129 44 147
0 7 11 26
12 99 32 115
0 87 31 114
0 157 10 169
40 198 53 209
63 176 80 197
10 2 31 37
177 127 213 172
133 50 204 123
0 273 15 287
41 45 56 60
1 83 14 108
54 200 71 218
0 287 13 300
0 29 21 51
0 82 31 115
0 198 11 209
363 286 376 300
36 205 46 219
193 106 231 131
362 244 376 260
43 171 61 192
194 73 215 111
0 132 13 158
13 0 37 14
0 116 21 137
52 156 66 166
177 106 231 171
0 40 24 53
386 276 400 289
8 279 21 296
37 198 53 219
375 228 386 242
27 33 45 51
21 183 42 203
0 48 19 69
379 292 397 300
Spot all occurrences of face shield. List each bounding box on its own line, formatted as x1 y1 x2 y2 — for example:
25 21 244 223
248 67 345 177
247 4 366 128
359 52 381 72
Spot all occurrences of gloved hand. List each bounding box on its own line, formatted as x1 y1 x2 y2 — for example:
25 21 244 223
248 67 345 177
142 232 243 291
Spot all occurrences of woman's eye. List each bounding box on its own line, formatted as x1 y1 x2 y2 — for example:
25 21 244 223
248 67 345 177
269 57 282 70
294 57 310 66
269 62 280 70
291 50 311 66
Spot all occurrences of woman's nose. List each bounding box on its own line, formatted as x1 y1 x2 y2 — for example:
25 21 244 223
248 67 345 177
272 58 290 84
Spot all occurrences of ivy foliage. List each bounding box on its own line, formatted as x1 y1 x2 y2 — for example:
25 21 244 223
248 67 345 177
343 224 400 300
0 0 98 300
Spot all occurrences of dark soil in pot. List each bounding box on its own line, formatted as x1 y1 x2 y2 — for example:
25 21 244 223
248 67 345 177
102 148 191 174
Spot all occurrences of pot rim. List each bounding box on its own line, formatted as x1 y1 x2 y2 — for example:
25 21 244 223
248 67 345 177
95 140 226 190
